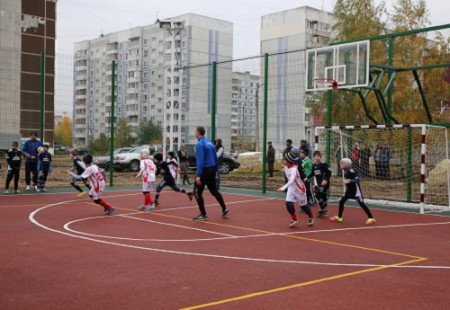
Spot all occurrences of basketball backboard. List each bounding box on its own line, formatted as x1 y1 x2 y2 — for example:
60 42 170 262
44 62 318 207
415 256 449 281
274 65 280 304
306 40 370 92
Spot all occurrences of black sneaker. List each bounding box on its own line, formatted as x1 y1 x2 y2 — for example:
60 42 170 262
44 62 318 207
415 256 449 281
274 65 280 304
317 210 329 217
222 209 230 217
187 192 194 201
192 214 208 221
105 208 115 215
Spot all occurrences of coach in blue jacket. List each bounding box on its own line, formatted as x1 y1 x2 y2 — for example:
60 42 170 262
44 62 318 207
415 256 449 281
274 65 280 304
192 126 230 221
22 131 43 191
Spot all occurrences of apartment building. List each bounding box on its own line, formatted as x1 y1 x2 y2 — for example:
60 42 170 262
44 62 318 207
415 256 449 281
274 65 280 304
260 6 333 151
0 0 56 144
231 71 260 151
73 13 233 149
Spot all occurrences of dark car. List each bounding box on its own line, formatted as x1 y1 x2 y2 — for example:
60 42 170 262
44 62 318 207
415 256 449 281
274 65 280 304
166 143 240 174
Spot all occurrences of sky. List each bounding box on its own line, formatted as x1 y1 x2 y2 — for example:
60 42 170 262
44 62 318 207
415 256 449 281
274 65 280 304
56 0 450 58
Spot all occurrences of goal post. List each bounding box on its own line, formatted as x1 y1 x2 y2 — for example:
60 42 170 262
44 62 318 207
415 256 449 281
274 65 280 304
314 124 450 214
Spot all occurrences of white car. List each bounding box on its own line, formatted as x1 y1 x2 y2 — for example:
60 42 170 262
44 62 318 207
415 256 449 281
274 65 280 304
113 145 159 172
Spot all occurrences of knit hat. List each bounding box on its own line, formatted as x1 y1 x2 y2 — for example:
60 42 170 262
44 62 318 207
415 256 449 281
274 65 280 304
340 158 352 168
285 151 298 163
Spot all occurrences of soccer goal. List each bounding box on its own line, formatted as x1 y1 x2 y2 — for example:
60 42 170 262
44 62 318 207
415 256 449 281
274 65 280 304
314 124 450 214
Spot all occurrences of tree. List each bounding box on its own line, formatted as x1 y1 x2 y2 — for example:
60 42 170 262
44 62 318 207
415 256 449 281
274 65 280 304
136 121 162 145
54 115 73 146
88 133 109 154
115 118 136 147
332 0 386 41
390 0 429 31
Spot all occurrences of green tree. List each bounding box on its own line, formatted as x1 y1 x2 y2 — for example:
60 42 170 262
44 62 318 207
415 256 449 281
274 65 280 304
88 133 109 154
136 121 162 145
54 115 73 146
115 118 136 147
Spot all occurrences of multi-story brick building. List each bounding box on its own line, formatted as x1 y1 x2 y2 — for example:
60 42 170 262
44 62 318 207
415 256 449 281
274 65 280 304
0 0 56 145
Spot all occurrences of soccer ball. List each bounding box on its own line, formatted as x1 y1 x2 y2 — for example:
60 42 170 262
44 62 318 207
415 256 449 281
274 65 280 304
37 146 44 153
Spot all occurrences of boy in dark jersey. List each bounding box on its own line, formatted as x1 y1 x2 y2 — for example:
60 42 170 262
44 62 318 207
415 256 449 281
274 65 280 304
69 148 91 197
330 158 376 225
152 153 193 206
309 150 332 217
5 141 24 194
36 144 52 192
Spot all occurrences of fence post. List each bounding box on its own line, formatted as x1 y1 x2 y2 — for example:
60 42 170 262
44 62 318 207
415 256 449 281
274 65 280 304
109 60 116 187
210 61 217 141
262 53 269 193
40 51 45 141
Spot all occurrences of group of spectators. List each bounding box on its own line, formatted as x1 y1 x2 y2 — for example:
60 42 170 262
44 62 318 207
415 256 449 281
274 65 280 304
336 142 391 179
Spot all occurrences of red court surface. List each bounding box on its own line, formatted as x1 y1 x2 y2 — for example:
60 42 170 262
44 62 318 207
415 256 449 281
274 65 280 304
1 188 450 309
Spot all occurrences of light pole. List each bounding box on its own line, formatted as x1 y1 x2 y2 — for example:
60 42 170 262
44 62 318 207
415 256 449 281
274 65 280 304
159 19 184 156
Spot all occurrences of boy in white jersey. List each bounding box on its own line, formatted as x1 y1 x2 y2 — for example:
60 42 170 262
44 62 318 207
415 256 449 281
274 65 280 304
277 152 314 228
68 155 115 215
135 148 156 211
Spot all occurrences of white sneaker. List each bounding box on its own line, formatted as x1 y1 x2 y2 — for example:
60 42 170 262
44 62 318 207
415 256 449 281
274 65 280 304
26 185 30 191
15 190 21 194
36 188 41 192
4 189 10 194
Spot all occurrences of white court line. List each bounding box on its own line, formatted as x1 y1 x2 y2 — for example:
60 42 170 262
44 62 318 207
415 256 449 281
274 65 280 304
28 198 450 270
64 214 237 242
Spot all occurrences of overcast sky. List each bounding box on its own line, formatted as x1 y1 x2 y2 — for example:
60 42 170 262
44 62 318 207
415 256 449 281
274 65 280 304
57 0 450 58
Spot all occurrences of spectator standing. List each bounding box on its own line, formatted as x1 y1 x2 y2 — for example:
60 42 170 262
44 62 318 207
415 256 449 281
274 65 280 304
267 141 275 177
215 138 224 190
5 141 23 194
359 143 372 177
351 143 360 174
192 126 229 221
177 144 191 185
379 144 391 179
22 131 43 191
299 140 311 159
374 143 382 178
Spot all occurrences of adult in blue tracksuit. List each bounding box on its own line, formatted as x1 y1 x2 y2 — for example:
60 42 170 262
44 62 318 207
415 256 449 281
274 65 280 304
22 131 43 190
192 126 230 221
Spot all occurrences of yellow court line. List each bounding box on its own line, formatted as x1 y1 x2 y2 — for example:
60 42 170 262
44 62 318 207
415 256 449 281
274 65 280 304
180 257 428 310
146 211 426 260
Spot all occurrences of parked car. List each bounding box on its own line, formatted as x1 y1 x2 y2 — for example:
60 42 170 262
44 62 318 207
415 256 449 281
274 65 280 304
94 148 132 170
113 145 159 172
166 143 240 174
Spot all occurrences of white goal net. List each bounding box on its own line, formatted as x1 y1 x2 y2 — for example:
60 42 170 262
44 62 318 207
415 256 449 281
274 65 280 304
314 124 450 214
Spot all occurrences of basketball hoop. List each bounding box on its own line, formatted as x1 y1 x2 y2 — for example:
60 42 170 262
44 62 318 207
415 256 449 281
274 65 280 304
313 78 338 90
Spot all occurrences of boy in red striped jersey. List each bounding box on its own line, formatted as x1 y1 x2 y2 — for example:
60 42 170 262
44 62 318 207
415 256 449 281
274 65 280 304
135 148 156 211
277 152 314 228
68 155 115 215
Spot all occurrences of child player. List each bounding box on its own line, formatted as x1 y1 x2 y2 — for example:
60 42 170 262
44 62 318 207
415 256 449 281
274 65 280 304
68 155 115 215
36 144 52 192
152 153 193 207
166 151 179 179
330 158 376 225
277 152 314 228
309 150 332 217
69 148 91 197
299 149 316 205
4 141 23 194
135 148 156 211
